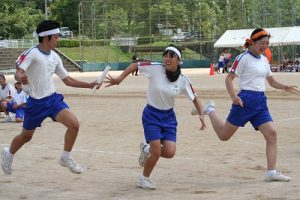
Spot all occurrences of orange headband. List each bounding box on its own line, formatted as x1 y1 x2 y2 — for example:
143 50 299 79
251 30 269 40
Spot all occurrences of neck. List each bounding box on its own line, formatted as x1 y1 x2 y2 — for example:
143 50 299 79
38 43 51 52
249 48 260 56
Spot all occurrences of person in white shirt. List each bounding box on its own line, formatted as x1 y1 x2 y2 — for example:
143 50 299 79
6 82 27 123
1 20 101 175
105 45 206 190
0 73 16 122
195 28 300 182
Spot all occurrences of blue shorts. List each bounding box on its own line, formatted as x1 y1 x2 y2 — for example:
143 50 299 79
6 101 25 119
227 90 272 130
23 93 69 130
218 61 224 68
142 104 178 143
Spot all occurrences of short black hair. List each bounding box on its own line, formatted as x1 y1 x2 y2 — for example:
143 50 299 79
36 20 60 43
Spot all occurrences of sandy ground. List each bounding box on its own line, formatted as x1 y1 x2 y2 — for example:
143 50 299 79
1 69 300 200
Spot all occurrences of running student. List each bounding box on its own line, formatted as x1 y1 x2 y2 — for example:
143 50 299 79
1 20 101 175
192 28 300 182
105 45 206 189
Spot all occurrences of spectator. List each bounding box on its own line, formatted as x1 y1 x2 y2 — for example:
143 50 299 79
0 74 16 122
131 55 139 76
6 82 27 123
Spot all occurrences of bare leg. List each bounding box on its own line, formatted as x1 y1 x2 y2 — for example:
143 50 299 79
258 122 277 170
55 109 79 152
143 140 161 177
208 111 239 141
9 128 35 154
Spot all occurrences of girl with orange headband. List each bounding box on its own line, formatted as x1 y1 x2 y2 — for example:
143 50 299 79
193 28 300 182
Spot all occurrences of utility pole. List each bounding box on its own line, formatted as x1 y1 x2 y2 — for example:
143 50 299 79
44 0 48 20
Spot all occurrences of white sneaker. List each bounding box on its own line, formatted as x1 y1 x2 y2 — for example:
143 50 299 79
264 171 290 182
138 142 149 167
191 100 215 115
203 100 215 115
4 115 12 122
137 175 156 190
1 147 13 175
58 157 84 174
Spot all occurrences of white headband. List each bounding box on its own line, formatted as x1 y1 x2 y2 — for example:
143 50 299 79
165 46 182 59
32 28 60 38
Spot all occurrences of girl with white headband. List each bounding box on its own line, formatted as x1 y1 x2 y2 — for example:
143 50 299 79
1 20 101 175
105 44 206 190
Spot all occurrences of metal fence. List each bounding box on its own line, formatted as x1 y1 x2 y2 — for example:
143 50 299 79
0 39 38 48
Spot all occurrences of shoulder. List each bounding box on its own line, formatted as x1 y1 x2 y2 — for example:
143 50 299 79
235 51 249 61
16 46 38 65
179 73 191 84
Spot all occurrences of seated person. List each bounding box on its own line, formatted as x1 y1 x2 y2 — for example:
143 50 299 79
0 74 16 122
294 60 300 72
6 82 27 123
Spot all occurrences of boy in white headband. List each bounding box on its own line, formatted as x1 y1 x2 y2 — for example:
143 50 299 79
105 44 206 189
1 20 101 175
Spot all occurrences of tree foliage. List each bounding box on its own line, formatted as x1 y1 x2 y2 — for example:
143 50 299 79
1 0 300 39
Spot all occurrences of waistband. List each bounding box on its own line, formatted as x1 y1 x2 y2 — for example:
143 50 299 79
146 104 173 113
240 90 265 95
28 92 57 102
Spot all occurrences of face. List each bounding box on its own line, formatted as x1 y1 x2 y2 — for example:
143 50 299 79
15 83 22 91
163 51 181 71
44 33 60 49
251 36 269 55
0 76 6 85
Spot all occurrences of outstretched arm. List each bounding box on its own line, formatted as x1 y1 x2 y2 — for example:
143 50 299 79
266 76 300 94
62 76 101 90
105 63 138 87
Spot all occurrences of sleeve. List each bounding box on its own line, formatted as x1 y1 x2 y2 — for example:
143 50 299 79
54 54 69 79
138 62 161 78
181 76 197 101
230 55 244 77
6 84 15 98
265 57 273 77
17 50 34 71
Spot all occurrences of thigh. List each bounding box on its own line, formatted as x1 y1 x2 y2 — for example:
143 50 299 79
55 108 79 128
222 120 239 139
257 121 276 140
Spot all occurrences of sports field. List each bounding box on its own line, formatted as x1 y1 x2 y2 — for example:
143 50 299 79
1 69 300 200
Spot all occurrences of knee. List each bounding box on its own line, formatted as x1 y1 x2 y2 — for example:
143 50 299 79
164 151 175 159
265 129 277 143
151 149 162 159
218 135 231 141
68 121 80 132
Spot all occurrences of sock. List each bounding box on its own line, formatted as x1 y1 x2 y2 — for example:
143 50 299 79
61 151 71 159
144 145 150 155
206 106 215 115
267 170 277 176
7 150 14 159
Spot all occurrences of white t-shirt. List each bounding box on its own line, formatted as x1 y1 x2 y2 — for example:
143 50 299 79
230 51 272 92
138 62 197 110
0 83 15 100
16 46 69 99
14 90 27 105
